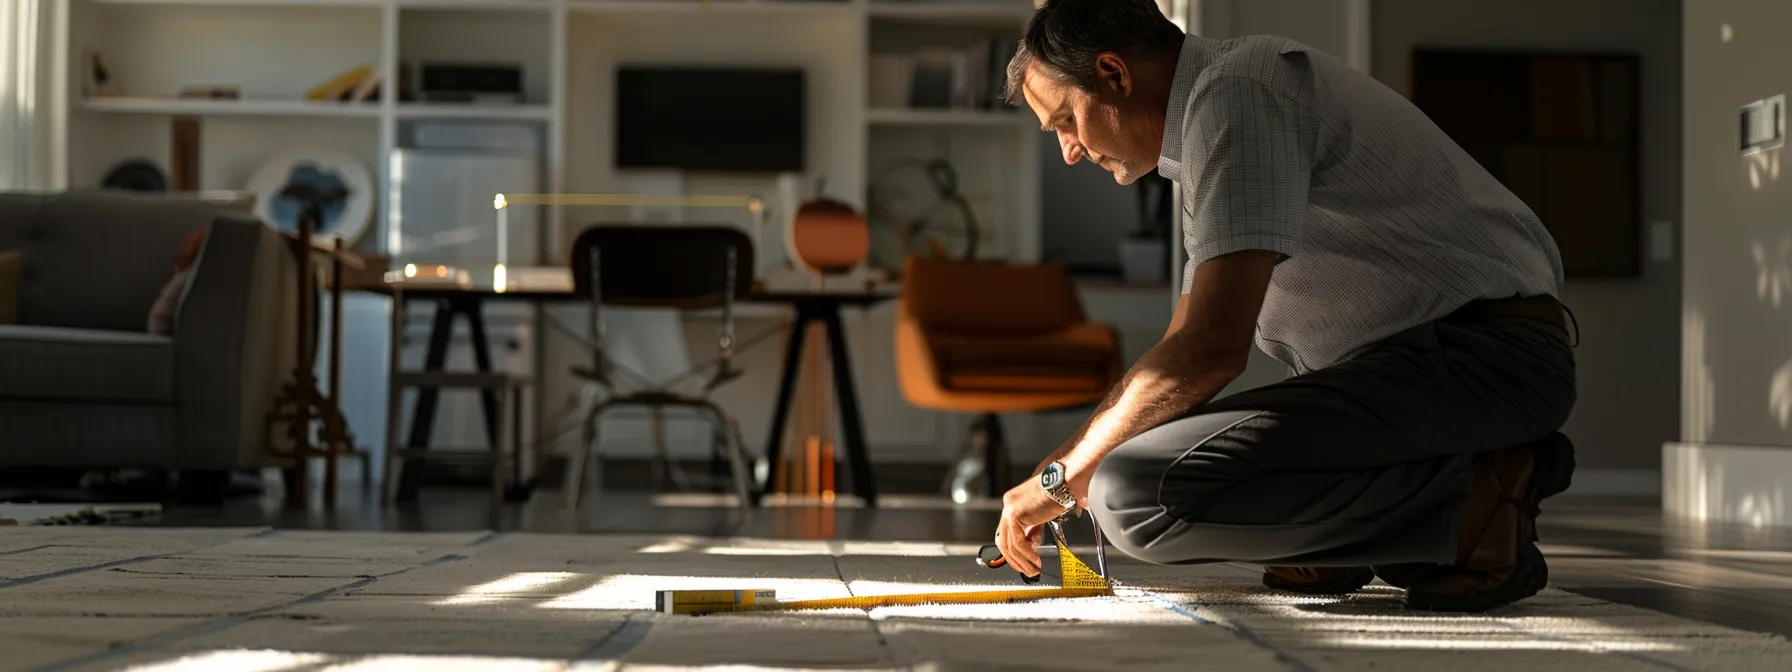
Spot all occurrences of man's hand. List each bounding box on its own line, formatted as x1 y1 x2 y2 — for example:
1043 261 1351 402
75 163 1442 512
994 473 1085 578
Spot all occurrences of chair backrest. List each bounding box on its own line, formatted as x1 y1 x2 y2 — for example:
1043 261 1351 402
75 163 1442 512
569 224 755 309
900 255 1087 336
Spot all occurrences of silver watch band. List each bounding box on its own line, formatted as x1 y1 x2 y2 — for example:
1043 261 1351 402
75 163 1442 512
1041 461 1076 509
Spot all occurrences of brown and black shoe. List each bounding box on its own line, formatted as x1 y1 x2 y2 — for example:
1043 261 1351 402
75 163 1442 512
1262 566 1376 595
1405 432 1575 612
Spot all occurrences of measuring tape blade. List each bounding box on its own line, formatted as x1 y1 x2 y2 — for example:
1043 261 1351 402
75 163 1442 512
658 537 1113 615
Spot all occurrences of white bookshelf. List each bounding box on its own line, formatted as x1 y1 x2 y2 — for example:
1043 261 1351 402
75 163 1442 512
55 0 1052 263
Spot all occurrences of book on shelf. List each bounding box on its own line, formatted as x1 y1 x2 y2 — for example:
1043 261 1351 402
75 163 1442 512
870 38 1022 113
305 64 378 103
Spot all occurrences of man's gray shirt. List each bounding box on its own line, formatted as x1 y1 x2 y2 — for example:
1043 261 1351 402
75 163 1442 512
1160 34 1564 373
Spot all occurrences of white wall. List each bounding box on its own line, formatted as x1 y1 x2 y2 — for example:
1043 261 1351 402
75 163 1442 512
1668 0 1792 526
1372 0 1683 485
1681 0 1792 451
1204 0 1355 65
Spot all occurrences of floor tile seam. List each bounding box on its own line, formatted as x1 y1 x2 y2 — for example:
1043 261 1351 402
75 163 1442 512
0 528 277 591
569 612 655 669
22 549 471 672
1126 587 1317 672
20 533 490 672
0 545 60 558
831 550 894 658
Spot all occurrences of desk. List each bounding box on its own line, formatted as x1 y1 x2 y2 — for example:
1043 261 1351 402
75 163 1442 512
364 281 894 507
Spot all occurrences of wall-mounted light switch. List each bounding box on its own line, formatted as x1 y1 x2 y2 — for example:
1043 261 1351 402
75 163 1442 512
1741 94 1785 155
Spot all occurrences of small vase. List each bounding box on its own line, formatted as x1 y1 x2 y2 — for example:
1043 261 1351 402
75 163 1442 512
789 196 871 275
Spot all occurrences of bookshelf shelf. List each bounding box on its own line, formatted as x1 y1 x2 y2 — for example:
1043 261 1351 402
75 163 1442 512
88 0 384 6
80 98 382 118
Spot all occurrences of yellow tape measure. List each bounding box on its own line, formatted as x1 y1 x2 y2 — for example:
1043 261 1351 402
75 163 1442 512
656 535 1112 615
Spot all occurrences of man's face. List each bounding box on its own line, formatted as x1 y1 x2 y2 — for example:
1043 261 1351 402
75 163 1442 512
1022 56 1159 185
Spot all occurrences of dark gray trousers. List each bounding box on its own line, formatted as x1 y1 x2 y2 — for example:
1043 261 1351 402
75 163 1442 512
1087 311 1576 567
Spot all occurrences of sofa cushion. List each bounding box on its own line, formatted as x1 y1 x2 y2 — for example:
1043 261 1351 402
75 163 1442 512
0 325 174 402
0 191 222 331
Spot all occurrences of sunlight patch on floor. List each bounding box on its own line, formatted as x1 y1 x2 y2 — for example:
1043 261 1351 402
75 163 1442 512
118 650 333 672
434 572 586 606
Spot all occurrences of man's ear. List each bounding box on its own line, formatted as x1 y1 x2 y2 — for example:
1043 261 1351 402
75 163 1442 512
1094 52 1131 96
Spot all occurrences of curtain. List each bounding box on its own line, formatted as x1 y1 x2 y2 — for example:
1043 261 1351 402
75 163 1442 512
0 0 41 190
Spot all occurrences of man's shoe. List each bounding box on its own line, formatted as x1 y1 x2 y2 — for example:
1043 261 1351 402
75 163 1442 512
1405 433 1574 612
1262 566 1375 595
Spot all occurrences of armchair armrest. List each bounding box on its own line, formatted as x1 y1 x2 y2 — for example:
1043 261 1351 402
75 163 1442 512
170 216 297 468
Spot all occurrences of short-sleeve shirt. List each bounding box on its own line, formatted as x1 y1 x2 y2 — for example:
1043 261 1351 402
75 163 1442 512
1161 34 1564 373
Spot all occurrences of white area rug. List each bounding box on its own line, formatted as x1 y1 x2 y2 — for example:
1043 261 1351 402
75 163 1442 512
2 528 1789 671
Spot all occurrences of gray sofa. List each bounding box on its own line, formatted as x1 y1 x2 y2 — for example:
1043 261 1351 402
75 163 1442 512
0 189 298 474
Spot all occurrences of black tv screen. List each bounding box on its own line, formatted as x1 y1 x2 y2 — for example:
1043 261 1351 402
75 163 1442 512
615 66 806 173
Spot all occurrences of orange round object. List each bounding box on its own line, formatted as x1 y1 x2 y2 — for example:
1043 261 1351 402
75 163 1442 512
788 196 870 273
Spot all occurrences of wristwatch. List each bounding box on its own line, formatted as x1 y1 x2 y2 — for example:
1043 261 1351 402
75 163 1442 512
1039 461 1077 511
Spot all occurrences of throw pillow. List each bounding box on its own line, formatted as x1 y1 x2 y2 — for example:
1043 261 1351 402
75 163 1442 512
147 229 207 334
0 250 20 325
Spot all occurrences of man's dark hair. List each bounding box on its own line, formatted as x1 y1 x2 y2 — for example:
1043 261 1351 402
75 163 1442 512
1004 0 1187 107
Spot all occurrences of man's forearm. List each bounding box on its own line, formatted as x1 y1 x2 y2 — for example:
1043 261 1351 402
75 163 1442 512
1055 332 1248 480
1031 249 1276 485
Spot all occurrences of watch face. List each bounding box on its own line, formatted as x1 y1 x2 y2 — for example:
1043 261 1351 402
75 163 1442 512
1040 463 1064 489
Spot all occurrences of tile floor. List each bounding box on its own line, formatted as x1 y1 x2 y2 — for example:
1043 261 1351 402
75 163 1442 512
8 519 1792 671
127 487 1792 641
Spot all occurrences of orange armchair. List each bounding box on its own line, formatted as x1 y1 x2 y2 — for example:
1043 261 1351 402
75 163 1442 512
895 256 1124 503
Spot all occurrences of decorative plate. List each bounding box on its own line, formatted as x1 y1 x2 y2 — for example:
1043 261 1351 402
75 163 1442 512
245 148 375 245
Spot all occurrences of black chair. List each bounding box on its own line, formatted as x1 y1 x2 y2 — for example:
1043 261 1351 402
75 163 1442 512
563 224 757 509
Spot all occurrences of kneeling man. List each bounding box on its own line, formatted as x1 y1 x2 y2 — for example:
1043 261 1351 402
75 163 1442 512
993 0 1577 613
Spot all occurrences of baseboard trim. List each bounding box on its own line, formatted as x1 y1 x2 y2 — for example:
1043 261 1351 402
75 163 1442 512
1565 469 1661 497
1663 441 1792 527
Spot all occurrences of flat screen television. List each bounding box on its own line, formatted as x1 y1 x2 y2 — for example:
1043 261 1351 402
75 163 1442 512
614 66 806 173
